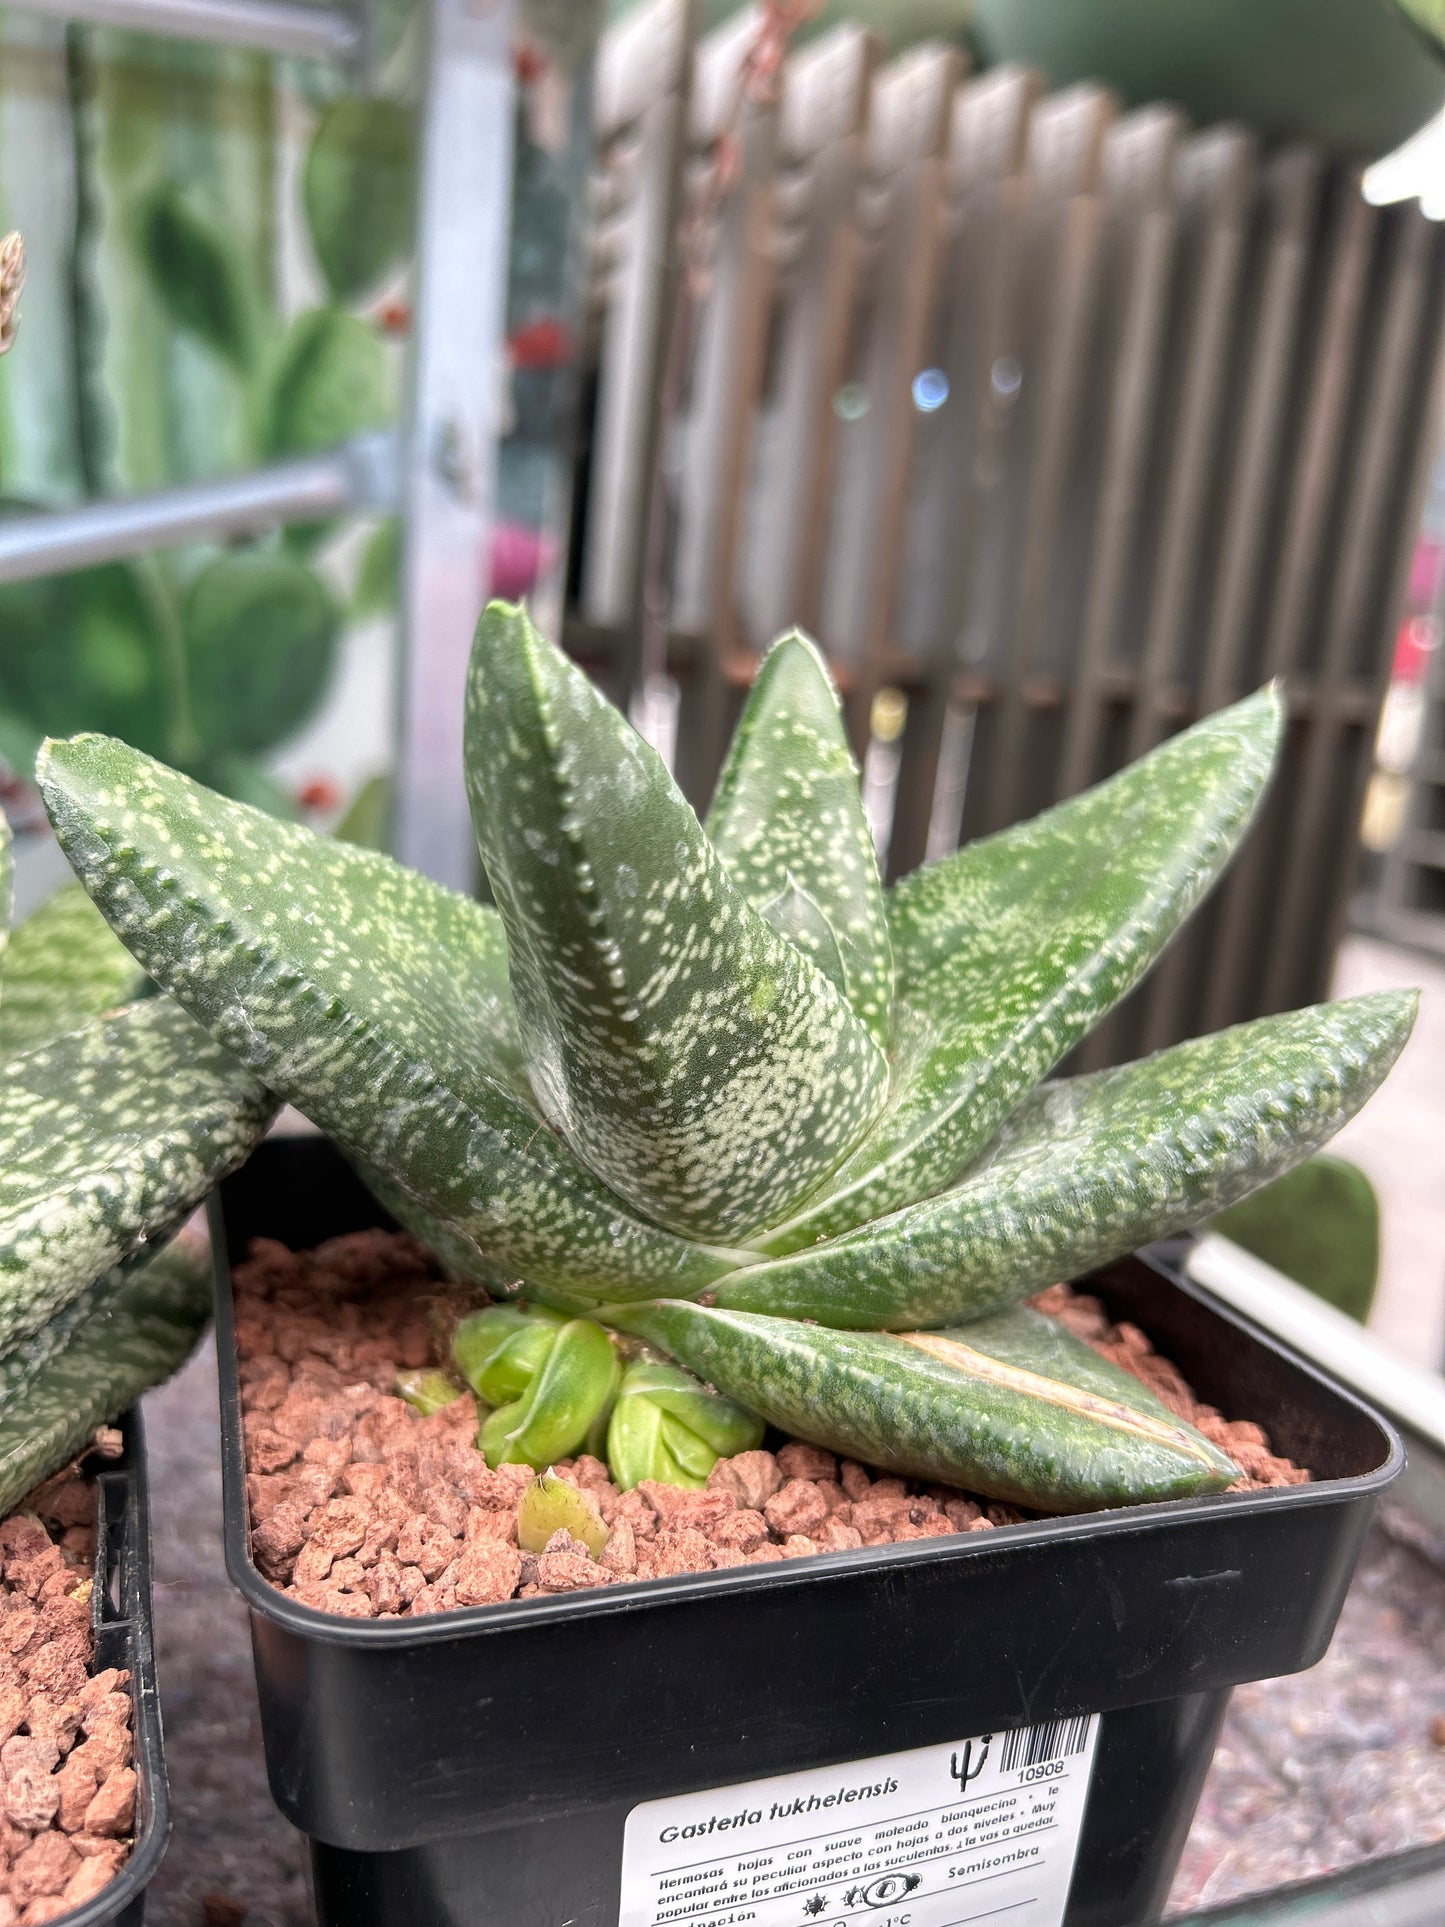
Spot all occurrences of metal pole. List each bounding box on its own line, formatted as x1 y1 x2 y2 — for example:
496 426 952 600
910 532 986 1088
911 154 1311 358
393 0 516 888
0 436 396 584
11 0 358 60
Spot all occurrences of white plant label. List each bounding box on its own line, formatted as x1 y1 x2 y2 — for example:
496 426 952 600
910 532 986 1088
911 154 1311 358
620 1714 1099 1927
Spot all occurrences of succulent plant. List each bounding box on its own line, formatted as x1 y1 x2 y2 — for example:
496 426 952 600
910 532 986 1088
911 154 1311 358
606 1360 764 1491
0 1232 214 1514
396 1367 465 1417
450 1299 761 1485
0 819 276 1510
516 1469 610 1557
37 603 1416 1511
0 881 146 1061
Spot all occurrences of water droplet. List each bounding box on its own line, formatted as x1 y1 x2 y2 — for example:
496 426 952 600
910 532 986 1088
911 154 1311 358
912 367 949 412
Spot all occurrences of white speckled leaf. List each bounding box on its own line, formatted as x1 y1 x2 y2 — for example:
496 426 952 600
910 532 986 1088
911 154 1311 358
605 1297 1238 1510
0 883 147 1060
0 1258 134 1411
705 631 893 1048
352 1157 527 1298
0 996 275 1352
464 602 888 1243
40 735 747 1301
756 882 848 1000
716 992 1417 1327
0 1232 211 1516
760 689 1284 1254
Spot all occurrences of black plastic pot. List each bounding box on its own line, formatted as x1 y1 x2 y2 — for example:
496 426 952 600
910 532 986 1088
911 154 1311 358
212 1137 1402 1927
52 1407 169 1927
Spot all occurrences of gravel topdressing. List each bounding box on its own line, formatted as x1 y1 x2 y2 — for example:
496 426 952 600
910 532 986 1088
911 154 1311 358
236 1231 1309 1620
0 1458 135 1925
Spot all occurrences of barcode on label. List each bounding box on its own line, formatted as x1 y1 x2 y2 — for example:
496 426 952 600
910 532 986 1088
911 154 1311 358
999 1714 1092 1773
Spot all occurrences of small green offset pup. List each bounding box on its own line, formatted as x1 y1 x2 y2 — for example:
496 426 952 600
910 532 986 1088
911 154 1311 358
38 604 1415 1512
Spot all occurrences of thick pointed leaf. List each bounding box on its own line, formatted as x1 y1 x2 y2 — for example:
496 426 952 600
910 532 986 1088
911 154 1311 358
0 997 274 1353
0 1238 165 1412
716 992 1417 1329
758 881 848 1000
40 735 746 1302
0 883 146 1061
350 1158 528 1298
0 1232 211 1517
606 1299 1237 1511
761 689 1284 1254
705 631 893 1047
464 602 888 1242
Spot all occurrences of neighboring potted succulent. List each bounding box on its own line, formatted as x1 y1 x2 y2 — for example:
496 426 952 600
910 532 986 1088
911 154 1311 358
0 823 276 1923
0 838 274 1511
39 605 1412 1927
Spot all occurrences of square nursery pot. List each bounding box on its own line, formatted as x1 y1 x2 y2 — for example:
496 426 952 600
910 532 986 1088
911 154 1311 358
50 1409 169 1927
211 1137 1402 1927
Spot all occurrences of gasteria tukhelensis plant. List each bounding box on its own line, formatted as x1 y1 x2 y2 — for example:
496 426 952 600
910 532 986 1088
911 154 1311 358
39 605 1415 1513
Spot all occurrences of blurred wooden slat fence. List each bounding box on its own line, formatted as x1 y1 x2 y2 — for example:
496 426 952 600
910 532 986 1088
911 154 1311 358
1365 544 1445 955
567 0 1445 1065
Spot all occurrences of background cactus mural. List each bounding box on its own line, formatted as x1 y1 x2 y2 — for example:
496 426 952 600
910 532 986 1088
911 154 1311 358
0 28 402 828
0 4 599 848
0 19 406 820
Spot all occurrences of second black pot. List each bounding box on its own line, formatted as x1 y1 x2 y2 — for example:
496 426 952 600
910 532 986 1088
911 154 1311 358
46 1409 169 1927
211 1137 1401 1927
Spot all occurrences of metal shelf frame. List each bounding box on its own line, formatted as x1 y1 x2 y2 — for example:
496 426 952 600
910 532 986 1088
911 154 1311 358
16 0 359 62
0 0 517 890
0 436 398 584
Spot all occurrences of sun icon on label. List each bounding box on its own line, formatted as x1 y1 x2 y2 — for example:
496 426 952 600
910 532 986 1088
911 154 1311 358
801 1898 829 1918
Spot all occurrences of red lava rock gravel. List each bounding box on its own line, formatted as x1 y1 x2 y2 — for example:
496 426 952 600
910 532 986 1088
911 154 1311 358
235 1232 1309 1621
0 1468 134 1923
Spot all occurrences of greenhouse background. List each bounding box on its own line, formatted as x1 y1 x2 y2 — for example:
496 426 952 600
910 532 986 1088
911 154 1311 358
3 2 1445 1923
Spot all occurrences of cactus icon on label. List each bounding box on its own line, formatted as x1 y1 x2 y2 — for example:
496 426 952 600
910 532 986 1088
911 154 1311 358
949 1739 991 1791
